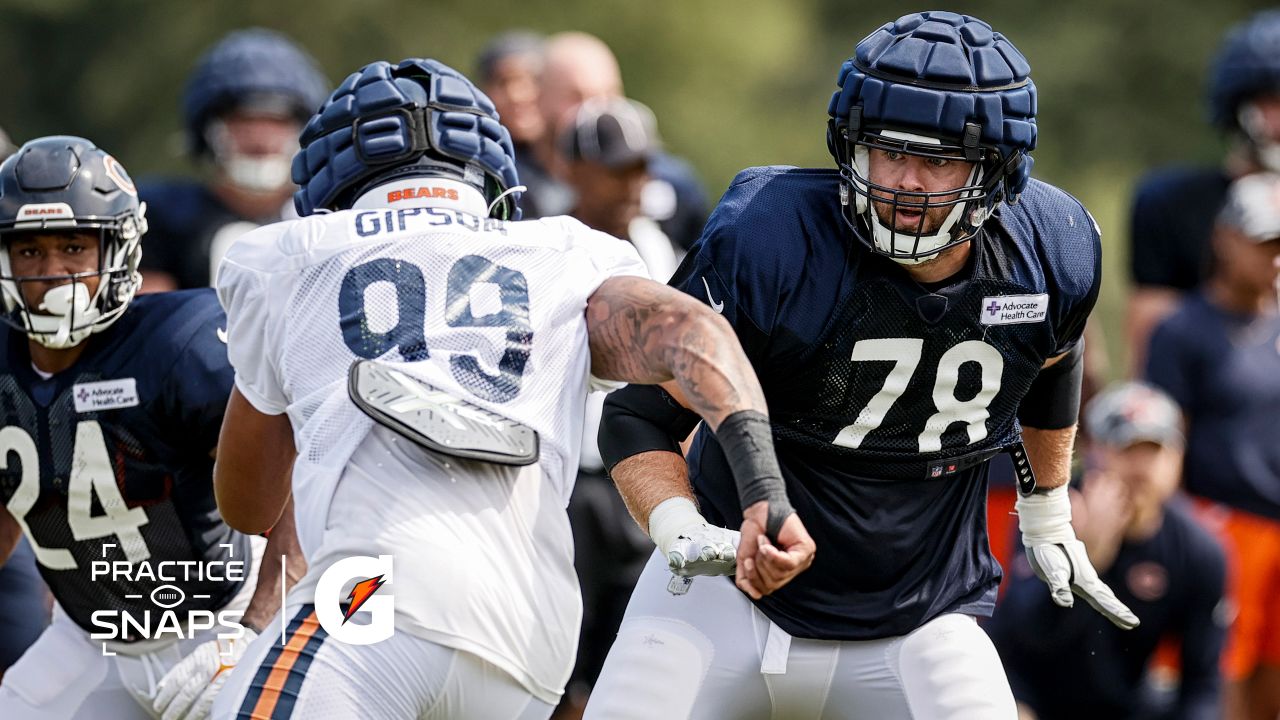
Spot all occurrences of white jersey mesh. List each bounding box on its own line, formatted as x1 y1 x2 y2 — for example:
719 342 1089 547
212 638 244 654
217 195 648 703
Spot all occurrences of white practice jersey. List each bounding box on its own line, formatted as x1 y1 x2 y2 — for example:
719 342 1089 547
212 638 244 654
216 182 648 704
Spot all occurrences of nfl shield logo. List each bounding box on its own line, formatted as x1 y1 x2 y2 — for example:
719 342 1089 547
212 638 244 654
930 465 943 478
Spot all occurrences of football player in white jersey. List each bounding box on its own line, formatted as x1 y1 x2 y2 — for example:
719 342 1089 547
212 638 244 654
209 58 815 720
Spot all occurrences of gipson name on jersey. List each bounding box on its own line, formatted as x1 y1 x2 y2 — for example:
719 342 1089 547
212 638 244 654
980 293 1048 326
73 378 139 413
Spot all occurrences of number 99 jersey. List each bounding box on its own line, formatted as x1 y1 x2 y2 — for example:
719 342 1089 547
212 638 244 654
676 166 1100 640
215 185 648 705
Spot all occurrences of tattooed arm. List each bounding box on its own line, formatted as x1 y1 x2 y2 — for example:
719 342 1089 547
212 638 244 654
587 275 815 597
587 275 765 426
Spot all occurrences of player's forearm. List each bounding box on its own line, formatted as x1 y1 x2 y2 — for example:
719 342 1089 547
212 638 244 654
214 388 296 534
609 450 697 533
587 276 767 429
239 496 306 633
1019 424 1075 490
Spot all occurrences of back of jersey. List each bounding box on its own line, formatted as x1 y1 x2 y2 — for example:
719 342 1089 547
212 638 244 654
217 195 646 703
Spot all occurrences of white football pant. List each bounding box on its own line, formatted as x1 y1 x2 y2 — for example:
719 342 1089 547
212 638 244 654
0 536 264 720
585 550 1017 720
212 605 554 720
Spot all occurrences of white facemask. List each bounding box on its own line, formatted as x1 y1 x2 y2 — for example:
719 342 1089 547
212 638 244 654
221 154 293 193
30 282 99 349
205 119 298 194
1238 103 1280 173
850 131 986 266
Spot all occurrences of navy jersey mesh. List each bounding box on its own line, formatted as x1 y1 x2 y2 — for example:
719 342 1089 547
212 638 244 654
673 166 1101 639
768 267 1052 479
0 291 248 638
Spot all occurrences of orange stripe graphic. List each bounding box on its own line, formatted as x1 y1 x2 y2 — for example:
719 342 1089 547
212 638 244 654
248 610 321 718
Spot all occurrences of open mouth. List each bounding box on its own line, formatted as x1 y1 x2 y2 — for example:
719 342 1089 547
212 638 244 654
894 208 925 229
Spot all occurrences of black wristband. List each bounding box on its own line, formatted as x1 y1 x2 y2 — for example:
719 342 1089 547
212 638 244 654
1017 341 1085 430
714 409 793 539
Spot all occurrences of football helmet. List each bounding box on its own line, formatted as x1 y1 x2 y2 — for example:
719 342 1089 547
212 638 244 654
827 11 1037 263
292 58 521 220
1208 11 1280 171
183 28 328 156
184 28 328 192
1208 10 1280 130
0 137 147 349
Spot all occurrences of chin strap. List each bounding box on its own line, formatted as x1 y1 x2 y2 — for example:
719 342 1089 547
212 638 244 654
486 184 526 219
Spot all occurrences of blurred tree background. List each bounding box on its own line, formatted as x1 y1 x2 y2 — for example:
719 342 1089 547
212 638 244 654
0 0 1271 372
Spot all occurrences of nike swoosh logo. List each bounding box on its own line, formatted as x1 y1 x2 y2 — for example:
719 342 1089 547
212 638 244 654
701 276 724 314
216 327 228 344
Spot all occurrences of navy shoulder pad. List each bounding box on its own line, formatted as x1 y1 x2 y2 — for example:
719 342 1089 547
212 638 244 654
124 289 225 353
1133 165 1230 204
137 178 219 235
703 166 843 280
677 167 847 345
998 178 1100 300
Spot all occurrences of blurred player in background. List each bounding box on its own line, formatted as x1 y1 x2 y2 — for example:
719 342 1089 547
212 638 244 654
991 382 1226 720
521 31 709 251
561 97 681 277
211 57 810 719
476 31 549 213
557 95 684 715
587 12 1137 719
0 125 50 681
137 28 328 292
1146 171 1280 720
0 136 299 720
1128 10 1280 372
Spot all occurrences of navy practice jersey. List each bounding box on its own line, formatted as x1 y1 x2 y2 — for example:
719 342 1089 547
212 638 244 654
139 179 284 289
676 166 1100 639
990 499 1226 720
1129 166 1230 291
0 290 249 637
1146 292 1280 520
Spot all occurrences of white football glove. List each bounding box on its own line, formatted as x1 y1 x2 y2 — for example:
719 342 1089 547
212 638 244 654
648 497 739 577
1017 486 1140 630
153 629 257 720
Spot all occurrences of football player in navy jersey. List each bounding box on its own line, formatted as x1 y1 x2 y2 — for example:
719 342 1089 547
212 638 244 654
587 12 1139 719
138 28 328 293
1127 10 1280 374
0 137 298 720
0 125 51 682
1146 172 1280 720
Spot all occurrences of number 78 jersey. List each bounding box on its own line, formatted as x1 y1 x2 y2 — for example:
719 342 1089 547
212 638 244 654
683 168 1101 481
677 166 1101 639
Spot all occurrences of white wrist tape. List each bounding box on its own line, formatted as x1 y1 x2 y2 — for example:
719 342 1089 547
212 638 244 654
648 497 707 554
1015 484 1077 545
